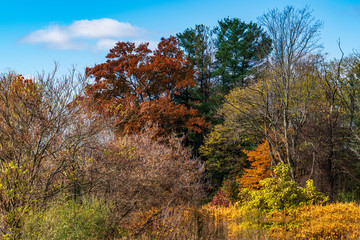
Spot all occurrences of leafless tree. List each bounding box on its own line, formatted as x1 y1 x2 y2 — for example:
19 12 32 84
258 6 323 179
0 68 107 236
92 126 205 237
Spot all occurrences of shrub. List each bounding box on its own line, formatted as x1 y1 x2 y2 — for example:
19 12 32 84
269 202 360 239
240 162 328 212
92 126 205 236
20 197 113 240
210 190 231 207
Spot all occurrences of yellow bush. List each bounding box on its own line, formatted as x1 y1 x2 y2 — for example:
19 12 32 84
203 204 268 239
121 205 231 239
205 202 360 240
121 203 360 239
270 203 360 239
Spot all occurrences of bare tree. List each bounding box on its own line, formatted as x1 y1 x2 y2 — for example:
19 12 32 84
0 68 107 237
92 126 205 237
258 6 323 179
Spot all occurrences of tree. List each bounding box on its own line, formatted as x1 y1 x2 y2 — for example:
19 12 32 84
212 7 359 198
177 24 214 103
0 70 106 237
177 25 219 154
213 17 271 93
341 56 360 159
199 124 249 187
92 126 205 236
199 78 269 189
85 36 207 136
258 6 323 179
238 141 272 190
311 54 360 197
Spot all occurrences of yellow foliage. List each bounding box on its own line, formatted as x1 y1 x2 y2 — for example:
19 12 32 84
269 202 360 239
203 204 268 239
203 202 360 240
118 202 360 239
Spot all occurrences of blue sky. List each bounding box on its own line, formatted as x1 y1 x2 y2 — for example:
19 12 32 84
1 0 360 76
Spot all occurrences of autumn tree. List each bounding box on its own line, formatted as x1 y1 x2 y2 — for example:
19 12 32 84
214 55 330 187
201 54 338 195
85 36 207 136
306 55 360 197
206 7 359 198
199 76 271 187
340 55 360 158
237 141 272 190
92 126 205 237
0 70 106 237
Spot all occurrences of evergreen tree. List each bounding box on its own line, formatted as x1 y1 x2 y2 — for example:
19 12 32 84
213 18 271 93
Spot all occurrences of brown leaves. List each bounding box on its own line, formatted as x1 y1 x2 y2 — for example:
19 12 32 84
85 36 206 135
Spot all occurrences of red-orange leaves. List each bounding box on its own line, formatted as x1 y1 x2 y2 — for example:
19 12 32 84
237 141 272 190
85 36 205 135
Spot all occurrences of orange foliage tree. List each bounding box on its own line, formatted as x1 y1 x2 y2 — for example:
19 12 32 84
85 36 207 135
237 141 271 190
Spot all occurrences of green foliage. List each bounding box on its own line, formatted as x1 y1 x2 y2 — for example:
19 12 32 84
177 25 213 95
213 17 271 92
200 124 248 187
20 197 113 240
241 163 328 212
0 161 37 239
221 178 240 202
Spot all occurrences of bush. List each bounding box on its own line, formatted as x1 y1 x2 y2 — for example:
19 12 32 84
240 163 328 212
20 197 113 240
269 202 360 239
91 126 205 236
204 200 360 240
210 190 231 207
222 178 240 202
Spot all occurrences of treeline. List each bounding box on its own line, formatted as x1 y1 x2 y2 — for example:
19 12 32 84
179 6 360 201
1 5 360 239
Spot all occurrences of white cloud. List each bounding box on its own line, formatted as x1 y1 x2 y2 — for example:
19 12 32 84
95 39 118 51
22 25 83 50
21 18 145 50
70 19 142 38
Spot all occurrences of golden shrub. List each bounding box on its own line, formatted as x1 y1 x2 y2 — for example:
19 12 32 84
270 203 360 239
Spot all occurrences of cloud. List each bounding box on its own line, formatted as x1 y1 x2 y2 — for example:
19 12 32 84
70 19 142 38
22 25 82 50
95 39 118 51
21 18 146 50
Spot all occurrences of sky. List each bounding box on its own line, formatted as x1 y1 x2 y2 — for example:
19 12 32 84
1 0 360 77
